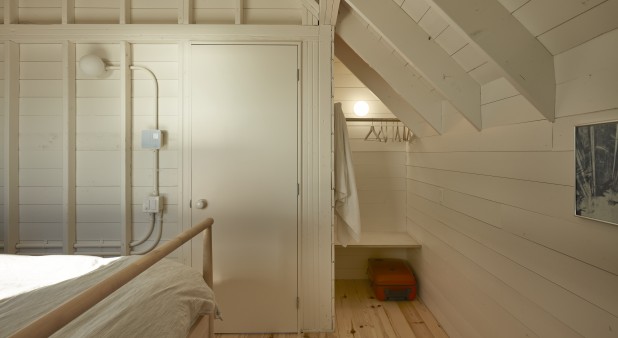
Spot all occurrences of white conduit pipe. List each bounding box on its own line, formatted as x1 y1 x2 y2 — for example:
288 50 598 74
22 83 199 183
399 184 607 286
130 215 163 255
129 65 161 253
129 213 156 248
107 65 161 252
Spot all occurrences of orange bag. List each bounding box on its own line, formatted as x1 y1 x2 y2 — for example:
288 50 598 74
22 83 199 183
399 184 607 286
367 258 417 301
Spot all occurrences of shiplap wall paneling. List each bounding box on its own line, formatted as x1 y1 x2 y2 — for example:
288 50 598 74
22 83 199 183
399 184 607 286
407 211 582 338
406 29 618 338
353 150 406 233
75 43 122 255
193 0 302 25
18 0 61 24
336 247 407 279
75 0 119 24
193 0 234 24
18 43 64 254
130 43 180 259
131 0 177 24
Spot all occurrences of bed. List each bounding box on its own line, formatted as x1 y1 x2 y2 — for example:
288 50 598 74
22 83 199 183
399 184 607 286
0 217 217 338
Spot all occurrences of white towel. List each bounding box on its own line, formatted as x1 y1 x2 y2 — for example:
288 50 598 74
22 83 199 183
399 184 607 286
334 103 362 246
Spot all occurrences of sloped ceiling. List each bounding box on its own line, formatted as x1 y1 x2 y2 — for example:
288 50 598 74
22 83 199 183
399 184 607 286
329 0 618 135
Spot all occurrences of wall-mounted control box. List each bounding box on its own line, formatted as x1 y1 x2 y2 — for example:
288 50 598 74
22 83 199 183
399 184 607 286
141 129 162 149
142 196 161 213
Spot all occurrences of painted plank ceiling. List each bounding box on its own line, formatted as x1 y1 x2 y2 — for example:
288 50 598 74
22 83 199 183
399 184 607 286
332 0 618 133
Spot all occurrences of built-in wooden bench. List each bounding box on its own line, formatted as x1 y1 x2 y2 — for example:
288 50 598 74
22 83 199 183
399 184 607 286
335 231 421 248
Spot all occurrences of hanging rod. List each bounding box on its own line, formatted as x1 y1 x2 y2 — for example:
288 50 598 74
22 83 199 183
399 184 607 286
345 117 400 122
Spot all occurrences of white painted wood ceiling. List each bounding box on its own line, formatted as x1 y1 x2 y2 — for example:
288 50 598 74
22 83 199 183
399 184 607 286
333 0 618 134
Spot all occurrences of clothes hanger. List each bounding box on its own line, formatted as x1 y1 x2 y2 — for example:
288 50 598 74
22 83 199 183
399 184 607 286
364 121 381 141
380 121 387 143
394 122 402 142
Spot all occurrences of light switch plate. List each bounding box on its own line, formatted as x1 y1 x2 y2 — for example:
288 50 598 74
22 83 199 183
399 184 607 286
142 196 160 213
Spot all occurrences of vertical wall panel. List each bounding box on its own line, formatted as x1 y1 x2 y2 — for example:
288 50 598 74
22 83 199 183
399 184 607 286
18 43 63 252
74 43 121 253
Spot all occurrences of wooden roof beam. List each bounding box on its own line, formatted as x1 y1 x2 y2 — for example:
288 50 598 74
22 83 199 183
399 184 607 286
345 0 482 130
337 6 444 134
334 35 438 137
426 0 555 121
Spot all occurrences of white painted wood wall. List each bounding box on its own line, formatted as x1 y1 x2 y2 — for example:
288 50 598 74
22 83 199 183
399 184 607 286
406 29 618 338
0 1 334 332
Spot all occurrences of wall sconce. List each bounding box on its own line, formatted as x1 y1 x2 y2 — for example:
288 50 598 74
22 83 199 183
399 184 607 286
79 54 110 77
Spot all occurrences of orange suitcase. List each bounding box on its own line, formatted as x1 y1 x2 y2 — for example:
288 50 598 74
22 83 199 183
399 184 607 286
367 258 417 301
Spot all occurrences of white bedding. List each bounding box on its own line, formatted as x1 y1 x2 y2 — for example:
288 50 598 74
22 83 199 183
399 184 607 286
0 254 121 300
0 255 217 338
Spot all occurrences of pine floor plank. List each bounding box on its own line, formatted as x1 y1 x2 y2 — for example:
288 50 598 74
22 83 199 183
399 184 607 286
215 280 448 338
411 298 449 338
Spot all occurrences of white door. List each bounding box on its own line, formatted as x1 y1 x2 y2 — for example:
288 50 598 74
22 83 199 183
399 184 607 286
190 44 299 333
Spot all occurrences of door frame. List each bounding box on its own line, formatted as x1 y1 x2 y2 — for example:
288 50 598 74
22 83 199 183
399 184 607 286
179 29 334 332
184 41 303 332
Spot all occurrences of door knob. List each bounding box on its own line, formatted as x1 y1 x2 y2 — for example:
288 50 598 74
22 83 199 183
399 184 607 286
194 199 208 209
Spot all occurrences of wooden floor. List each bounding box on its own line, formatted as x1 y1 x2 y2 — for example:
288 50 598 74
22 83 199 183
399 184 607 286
215 279 449 338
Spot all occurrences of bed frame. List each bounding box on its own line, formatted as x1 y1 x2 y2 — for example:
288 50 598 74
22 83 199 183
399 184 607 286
9 217 215 338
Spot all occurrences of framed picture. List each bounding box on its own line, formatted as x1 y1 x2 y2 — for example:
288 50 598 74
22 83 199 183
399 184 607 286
574 120 618 225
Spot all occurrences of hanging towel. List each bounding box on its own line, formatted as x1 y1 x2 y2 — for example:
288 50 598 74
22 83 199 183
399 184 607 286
334 102 362 246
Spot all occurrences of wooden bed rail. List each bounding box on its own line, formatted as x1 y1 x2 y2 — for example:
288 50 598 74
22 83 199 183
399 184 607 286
9 218 215 338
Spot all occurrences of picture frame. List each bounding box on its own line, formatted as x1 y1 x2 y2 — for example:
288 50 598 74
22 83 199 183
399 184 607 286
574 120 618 225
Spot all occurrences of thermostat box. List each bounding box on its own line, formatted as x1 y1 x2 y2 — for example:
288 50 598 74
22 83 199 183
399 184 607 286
141 129 162 149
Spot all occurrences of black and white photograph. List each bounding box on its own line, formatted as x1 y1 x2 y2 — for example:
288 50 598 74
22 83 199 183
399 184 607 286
575 120 618 225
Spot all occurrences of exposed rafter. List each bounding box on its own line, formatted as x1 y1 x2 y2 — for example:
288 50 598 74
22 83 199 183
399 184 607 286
426 0 555 122
345 0 482 130
337 6 444 134
320 0 341 26
335 35 438 137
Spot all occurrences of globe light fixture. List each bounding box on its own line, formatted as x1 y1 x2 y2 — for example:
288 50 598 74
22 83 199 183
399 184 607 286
353 101 369 117
79 54 107 77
